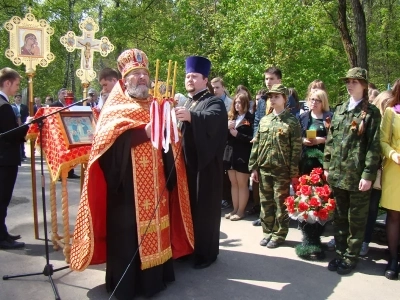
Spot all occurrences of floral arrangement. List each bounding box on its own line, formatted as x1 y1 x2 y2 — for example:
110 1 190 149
284 168 335 225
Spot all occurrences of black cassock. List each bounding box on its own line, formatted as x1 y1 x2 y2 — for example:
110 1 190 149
98 129 174 300
181 90 228 264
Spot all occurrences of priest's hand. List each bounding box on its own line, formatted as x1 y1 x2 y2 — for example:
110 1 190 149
145 122 152 138
175 107 191 123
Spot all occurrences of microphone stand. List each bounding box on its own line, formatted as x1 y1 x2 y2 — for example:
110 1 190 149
2 99 88 300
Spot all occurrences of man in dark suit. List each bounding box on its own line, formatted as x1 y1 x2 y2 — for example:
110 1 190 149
12 93 29 160
0 67 29 249
50 88 80 179
49 88 67 108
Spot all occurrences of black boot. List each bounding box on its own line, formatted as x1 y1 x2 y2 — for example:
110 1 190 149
384 258 399 280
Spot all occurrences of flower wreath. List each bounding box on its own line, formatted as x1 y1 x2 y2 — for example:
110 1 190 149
284 168 335 225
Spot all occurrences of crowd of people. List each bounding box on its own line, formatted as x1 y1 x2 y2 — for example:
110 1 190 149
1 48 400 299
218 66 400 279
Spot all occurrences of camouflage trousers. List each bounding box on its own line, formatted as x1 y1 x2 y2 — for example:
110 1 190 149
259 171 290 242
332 187 370 265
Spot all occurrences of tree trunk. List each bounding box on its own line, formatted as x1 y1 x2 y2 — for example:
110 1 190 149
337 0 358 67
350 0 368 69
63 0 75 88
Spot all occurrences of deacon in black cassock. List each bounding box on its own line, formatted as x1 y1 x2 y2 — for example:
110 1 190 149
175 56 228 269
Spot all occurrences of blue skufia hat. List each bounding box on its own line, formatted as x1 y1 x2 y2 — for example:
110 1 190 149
185 56 211 77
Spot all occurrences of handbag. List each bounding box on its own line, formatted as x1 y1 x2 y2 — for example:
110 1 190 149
373 109 395 190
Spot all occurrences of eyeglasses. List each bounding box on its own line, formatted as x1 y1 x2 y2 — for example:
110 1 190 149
310 98 322 103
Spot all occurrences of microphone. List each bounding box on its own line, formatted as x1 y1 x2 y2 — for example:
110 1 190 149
66 97 90 105
77 97 90 102
29 98 91 124
0 98 93 139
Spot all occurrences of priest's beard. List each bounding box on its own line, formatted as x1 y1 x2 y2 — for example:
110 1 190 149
126 82 150 99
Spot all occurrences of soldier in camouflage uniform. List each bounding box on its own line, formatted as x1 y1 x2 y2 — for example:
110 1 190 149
249 84 302 248
324 67 381 275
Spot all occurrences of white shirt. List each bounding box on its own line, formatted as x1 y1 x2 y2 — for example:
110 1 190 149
235 114 245 128
348 97 363 111
273 110 285 116
0 91 9 102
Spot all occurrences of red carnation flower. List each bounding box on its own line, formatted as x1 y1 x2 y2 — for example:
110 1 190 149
318 208 329 220
312 167 323 175
323 184 331 195
310 174 321 185
327 198 336 211
309 197 320 207
285 196 295 206
298 202 309 212
315 187 325 198
299 175 308 185
300 185 312 196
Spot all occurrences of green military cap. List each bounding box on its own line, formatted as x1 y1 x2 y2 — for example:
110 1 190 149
266 84 289 97
340 67 368 83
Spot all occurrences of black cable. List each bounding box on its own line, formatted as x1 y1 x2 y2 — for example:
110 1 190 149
108 126 185 300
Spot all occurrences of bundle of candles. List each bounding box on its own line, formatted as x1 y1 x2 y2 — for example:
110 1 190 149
150 59 179 152
65 91 74 105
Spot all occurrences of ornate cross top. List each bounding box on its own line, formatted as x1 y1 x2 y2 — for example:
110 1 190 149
60 17 114 84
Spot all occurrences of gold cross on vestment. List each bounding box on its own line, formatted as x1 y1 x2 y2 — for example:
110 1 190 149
143 199 151 210
139 156 150 168
60 17 114 83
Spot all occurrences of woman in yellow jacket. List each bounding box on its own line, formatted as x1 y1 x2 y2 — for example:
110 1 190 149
380 79 400 280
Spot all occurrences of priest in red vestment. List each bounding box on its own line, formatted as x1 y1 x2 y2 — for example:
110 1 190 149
70 48 194 299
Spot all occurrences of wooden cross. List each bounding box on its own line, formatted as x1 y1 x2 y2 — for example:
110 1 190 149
60 17 114 83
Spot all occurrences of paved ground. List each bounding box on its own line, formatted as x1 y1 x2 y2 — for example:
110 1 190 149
0 145 397 300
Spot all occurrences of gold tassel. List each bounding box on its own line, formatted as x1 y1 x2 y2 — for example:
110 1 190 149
140 247 172 270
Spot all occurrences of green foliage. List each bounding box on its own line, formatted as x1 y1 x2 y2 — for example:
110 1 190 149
0 0 399 106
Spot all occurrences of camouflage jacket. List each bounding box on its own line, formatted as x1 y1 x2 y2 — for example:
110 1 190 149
323 100 381 191
249 110 302 178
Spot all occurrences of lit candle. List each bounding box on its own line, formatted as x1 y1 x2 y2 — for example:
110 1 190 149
171 61 178 98
165 60 172 98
